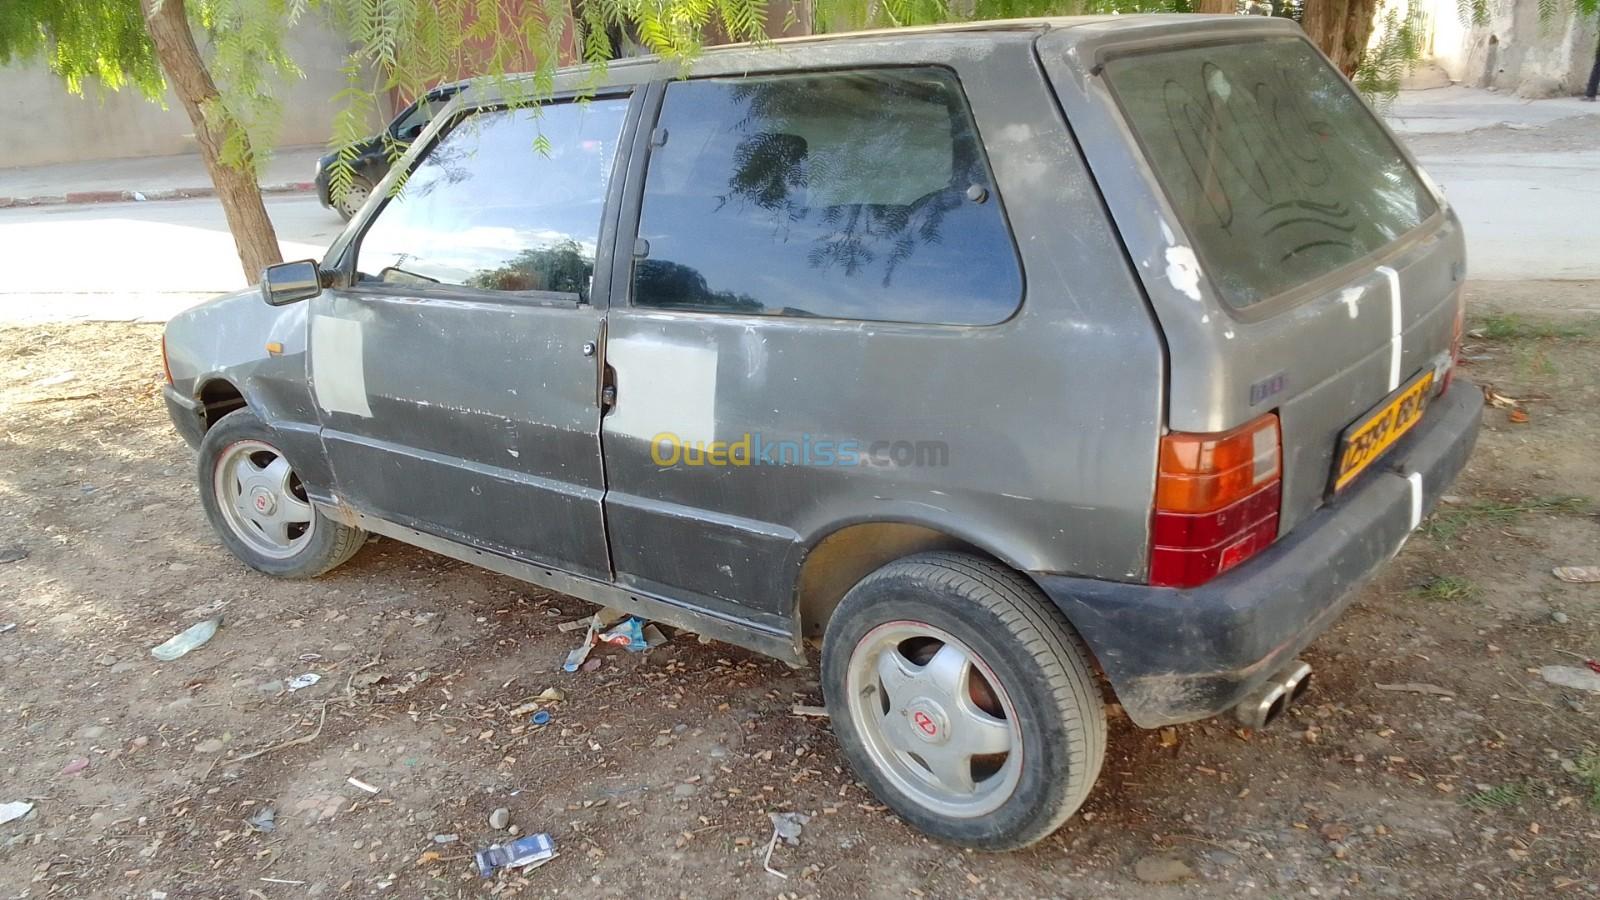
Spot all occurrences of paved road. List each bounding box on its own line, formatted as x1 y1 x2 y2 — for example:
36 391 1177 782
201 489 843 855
1387 86 1600 283
0 194 345 324
1419 149 1600 282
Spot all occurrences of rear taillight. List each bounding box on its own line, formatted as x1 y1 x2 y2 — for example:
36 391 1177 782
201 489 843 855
1150 413 1282 588
161 334 174 386
1442 293 1465 394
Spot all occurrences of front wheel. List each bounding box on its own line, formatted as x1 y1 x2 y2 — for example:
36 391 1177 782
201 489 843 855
821 552 1106 850
197 408 365 578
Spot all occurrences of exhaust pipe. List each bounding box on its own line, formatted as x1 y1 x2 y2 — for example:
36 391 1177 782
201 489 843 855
1233 659 1313 730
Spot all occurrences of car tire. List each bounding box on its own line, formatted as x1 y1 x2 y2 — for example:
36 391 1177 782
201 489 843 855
334 175 375 221
197 408 366 578
820 551 1106 850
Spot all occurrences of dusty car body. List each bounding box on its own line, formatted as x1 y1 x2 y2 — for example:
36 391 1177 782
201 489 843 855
163 15 1482 849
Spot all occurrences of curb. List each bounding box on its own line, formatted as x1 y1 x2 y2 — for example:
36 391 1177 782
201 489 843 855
0 181 316 210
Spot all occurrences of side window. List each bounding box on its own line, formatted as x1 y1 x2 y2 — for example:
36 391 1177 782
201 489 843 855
632 68 1022 325
388 99 431 140
356 97 629 299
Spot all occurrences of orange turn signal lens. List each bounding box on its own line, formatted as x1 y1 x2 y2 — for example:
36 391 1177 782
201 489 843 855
161 334 174 386
1151 413 1283 587
1443 292 1465 394
1156 414 1281 514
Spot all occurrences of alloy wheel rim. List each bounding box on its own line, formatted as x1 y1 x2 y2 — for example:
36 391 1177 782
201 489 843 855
213 439 315 559
845 620 1024 818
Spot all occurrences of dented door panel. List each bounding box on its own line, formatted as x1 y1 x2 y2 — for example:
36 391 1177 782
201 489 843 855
303 91 641 580
309 291 612 579
598 34 1166 621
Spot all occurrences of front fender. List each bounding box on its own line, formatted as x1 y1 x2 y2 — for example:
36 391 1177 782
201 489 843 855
163 290 330 492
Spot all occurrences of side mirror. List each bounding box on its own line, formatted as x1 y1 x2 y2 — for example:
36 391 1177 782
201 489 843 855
262 260 322 306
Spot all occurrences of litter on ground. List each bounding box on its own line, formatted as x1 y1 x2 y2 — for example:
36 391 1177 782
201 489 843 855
150 617 221 661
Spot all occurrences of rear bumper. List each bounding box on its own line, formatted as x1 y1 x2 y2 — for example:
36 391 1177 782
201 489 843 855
164 384 206 449
1035 378 1483 728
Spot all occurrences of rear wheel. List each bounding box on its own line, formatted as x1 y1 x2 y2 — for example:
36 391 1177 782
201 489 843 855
821 552 1106 850
198 409 365 578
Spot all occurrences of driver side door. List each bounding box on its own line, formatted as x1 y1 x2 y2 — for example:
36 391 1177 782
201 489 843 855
308 91 637 580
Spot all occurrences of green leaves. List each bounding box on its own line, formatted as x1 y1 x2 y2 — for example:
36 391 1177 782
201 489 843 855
1462 782 1528 812
327 55 374 203
11 0 1600 189
0 0 165 99
718 0 768 45
1353 3 1423 109
1456 0 1598 25
193 0 306 175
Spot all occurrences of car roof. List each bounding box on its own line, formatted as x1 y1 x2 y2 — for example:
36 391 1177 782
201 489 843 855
686 13 1291 58
607 14 1146 70
439 14 1295 101
706 14 1122 48
466 14 1257 86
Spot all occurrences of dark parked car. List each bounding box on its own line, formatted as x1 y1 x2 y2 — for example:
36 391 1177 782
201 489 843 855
163 15 1481 850
313 82 465 219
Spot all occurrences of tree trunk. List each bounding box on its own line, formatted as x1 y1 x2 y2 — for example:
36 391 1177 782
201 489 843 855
1301 0 1349 69
1338 0 1381 77
142 0 282 283
1195 0 1237 14
1301 0 1380 77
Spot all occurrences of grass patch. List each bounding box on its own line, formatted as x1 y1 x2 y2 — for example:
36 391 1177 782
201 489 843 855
1412 574 1477 602
1463 782 1527 812
1421 496 1591 544
1577 751 1600 811
1471 313 1599 342
1514 345 1558 378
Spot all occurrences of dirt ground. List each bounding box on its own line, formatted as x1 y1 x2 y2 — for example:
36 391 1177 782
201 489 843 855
2 280 1598 899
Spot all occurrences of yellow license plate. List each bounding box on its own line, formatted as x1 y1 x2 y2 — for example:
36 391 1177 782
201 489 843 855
1332 371 1434 492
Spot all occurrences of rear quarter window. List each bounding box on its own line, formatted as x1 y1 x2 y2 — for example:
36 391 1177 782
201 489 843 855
632 67 1023 325
1104 38 1438 309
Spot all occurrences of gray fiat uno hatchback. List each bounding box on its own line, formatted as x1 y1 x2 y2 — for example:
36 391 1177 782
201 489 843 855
161 15 1482 849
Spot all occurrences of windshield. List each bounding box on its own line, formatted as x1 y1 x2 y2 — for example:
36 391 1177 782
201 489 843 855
1103 37 1437 309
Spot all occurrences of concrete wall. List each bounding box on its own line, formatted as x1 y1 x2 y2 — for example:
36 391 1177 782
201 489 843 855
2 2 818 170
1408 0 1599 97
0 19 381 169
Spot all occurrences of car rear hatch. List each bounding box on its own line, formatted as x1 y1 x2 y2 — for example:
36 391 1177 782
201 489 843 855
1036 16 1466 546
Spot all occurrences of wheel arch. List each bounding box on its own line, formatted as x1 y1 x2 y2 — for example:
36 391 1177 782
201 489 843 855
790 519 1114 687
792 520 1014 647
196 377 248 431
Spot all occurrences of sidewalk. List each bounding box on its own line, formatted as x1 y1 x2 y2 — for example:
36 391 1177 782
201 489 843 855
0 145 324 207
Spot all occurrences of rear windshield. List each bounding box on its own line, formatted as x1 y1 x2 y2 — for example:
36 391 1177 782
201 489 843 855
1104 38 1437 309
